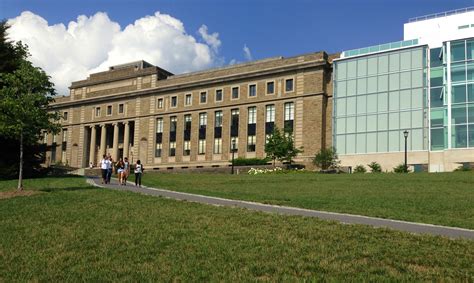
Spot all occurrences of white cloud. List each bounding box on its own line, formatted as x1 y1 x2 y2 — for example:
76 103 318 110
7 11 222 95
243 44 252 61
198 24 221 52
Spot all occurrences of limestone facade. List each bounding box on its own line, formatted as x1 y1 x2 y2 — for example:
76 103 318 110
45 54 335 169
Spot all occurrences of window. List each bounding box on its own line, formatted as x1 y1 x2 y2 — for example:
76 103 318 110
183 140 191 156
249 84 256 97
266 105 275 122
214 138 222 154
169 141 176 156
185 94 192 106
62 129 67 142
155 143 162 157
184 114 192 130
231 87 239 99
156 118 163 133
43 132 48 144
215 111 223 127
107 105 112 116
231 109 239 137
285 78 294 92
248 107 256 124
215 89 223 102
95 107 101 117
157 98 163 109
266 81 275 94
63 112 68 121
52 134 57 143
200 91 207 103
199 112 207 127
247 135 256 152
171 96 177 108
284 102 294 120
170 116 177 132
118 104 124 114
198 139 206 155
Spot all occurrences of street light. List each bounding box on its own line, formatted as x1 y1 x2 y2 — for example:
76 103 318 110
403 130 409 172
231 137 236 175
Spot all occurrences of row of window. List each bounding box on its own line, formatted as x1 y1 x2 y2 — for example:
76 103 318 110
158 79 294 109
94 103 125 117
154 103 294 157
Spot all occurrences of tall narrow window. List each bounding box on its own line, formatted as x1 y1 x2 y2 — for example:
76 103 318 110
248 107 256 124
249 84 256 97
185 94 192 106
169 141 176 157
183 140 191 156
184 114 192 143
232 87 239 99
199 112 207 128
266 81 275 94
170 116 177 143
63 112 68 121
95 107 101 117
214 138 222 154
215 111 223 127
155 118 163 157
107 105 112 115
43 132 48 144
285 78 294 92
118 104 124 114
171 96 178 108
247 135 256 152
231 109 239 138
198 139 206 155
265 104 275 139
284 102 294 133
215 89 223 102
200 91 207 103
157 98 163 109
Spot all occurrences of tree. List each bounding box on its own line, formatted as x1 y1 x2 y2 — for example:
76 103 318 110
0 21 27 75
0 60 60 190
313 147 340 170
280 131 303 166
264 127 285 167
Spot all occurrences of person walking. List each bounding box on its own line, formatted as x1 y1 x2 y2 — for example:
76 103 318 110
106 154 113 184
122 157 130 185
116 158 125 185
134 160 144 187
99 155 108 184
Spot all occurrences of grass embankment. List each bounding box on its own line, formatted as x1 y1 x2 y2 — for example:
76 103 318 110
0 176 473 280
138 172 474 229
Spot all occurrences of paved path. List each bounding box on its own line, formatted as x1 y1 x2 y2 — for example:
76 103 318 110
87 177 474 240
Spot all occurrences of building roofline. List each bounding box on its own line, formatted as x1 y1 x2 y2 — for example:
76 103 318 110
408 6 474 23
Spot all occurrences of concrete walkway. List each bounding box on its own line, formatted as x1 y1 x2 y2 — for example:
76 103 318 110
87 177 474 240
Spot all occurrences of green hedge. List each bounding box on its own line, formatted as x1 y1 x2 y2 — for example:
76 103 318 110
232 157 270 166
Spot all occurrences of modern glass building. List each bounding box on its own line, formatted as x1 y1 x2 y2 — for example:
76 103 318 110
333 7 474 172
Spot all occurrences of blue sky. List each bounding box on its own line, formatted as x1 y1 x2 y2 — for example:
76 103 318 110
1 0 473 94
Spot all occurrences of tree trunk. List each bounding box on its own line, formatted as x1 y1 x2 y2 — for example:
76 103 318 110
273 157 276 168
17 130 23 191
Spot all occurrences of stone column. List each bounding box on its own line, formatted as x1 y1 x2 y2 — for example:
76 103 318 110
89 125 97 166
100 124 107 157
112 123 119 160
123 121 130 159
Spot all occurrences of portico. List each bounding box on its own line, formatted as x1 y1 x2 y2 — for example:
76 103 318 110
87 121 134 166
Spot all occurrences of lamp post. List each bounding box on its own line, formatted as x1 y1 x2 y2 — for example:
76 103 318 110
231 137 236 175
403 130 409 172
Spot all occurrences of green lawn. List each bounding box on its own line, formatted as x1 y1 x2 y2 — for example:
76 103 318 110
0 176 473 281
137 172 474 229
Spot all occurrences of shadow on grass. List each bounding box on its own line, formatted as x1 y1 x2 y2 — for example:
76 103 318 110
39 186 98 193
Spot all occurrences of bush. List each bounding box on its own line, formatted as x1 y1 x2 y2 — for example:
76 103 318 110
393 163 409 173
353 164 367 173
313 147 340 170
233 157 270 166
368 162 382 173
453 165 472 172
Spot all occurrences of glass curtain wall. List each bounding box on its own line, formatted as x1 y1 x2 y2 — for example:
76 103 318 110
334 46 428 155
449 38 474 148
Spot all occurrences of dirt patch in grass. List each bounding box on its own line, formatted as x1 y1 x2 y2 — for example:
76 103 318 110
0 190 40 200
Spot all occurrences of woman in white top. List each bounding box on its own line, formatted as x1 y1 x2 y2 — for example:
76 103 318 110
99 155 108 184
134 160 144 187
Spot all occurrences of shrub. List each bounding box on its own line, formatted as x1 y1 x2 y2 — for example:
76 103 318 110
313 147 340 170
353 164 367 173
453 165 472 172
367 162 382 173
393 163 409 173
233 157 270 166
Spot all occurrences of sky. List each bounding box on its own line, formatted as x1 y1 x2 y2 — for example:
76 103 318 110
1 0 474 95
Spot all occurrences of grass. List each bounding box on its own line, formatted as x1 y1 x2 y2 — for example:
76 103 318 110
137 171 474 229
0 176 473 281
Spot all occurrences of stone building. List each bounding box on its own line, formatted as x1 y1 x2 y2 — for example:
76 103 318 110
46 52 336 169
